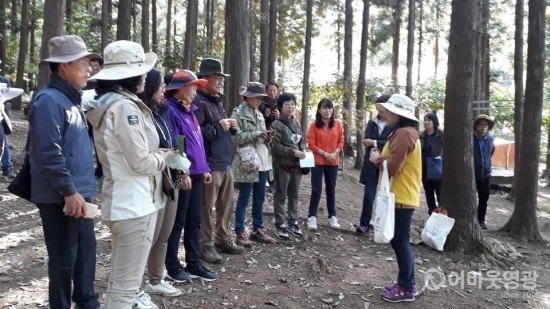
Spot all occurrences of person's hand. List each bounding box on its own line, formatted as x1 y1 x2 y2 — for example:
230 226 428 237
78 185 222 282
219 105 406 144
203 172 212 184
258 130 271 141
294 150 306 159
325 152 337 162
363 139 374 148
219 119 231 132
64 193 87 218
160 148 176 159
181 175 192 190
264 108 271 118
369 148 381 163
272 109 280 119
228 118 238 130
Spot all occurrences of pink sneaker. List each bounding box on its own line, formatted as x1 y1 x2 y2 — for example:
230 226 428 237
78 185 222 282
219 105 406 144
384 282 418 296
381 285 416 302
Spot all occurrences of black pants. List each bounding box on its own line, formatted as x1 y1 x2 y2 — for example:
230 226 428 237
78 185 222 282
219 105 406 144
37 202 100 309
476 175 491 224
422 179 441 214
308 165 338 218
166 174 204 272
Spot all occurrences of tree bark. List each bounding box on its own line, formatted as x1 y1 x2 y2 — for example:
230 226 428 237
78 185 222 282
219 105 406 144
405 0 414 96
14 0 30 109
259 0 269 84
37 0 65 89
183 0 198 69
225 0 250 113
342 0 354 157
65 0 72 33
301 0 313 136
101 0 110 51
501 0 544 242
152 0 157 52
164 0 173 70
511 0 523 199
354 0 370 170
0 0 7 72
416 0 423 83
116 0 132 40
267 0 277 82
391 0 404 92
443 0 484 253
433 2 440 77
141 0 150 51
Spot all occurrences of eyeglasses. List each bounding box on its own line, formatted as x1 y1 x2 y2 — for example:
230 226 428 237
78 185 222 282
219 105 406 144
90 66 101 71
282 102 296 107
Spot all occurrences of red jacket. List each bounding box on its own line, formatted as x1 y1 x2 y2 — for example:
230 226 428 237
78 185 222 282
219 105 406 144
306 119 344 166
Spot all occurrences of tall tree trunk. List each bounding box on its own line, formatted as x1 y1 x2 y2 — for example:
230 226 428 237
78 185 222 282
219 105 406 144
0 0 7 71
416 0 423 83
141 0 150 51
183 0 198 69
336 12 343 72
480 0 490 102
205 0 212 53
267 0 277 82
225 0 250 113
342 0 353 157
65 0 72 33
14 0 30 109
354 0 370 169
29 0 36 91
117 0 132 40
501 0 544 242
101 0 110 50
473 0 482 111
249 0 257 81
511 0 523 199
37 0 65 89
10 0 17 31
405 0 414 96
391 0 404 92
443 0 484 253
152 0 157 52
433 2 440 77
301 0 313 136
164 0 173 69
259 0 269 84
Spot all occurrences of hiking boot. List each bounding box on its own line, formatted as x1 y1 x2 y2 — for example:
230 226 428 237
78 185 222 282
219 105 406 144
276 226 289 239
186 265 218 282
307 216 317 231
132 291 158 309
328 216 340 228
384 283 418 296
250 228 276 244
144 280 182 297
381 285 415 302
166 268 192 284
201 245 223 264
2 168 15 178
215 241 245 254
356 225 369 234
236 231 253 247
287 224 303 236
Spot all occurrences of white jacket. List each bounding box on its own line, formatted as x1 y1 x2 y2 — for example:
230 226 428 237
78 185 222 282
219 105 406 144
86 90 166 221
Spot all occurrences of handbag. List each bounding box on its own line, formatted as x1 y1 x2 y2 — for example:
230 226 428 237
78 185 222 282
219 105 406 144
421 212 455 251
425 156 442 180
238 145 260 172
373 160 395 243
7 134 32 201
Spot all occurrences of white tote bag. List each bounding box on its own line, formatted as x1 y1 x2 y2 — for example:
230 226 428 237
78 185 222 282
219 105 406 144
421 213 455 251
373 160 395 244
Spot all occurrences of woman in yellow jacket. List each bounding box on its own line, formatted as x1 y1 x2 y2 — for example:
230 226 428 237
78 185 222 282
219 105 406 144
306 99 344 230
369 94 421 303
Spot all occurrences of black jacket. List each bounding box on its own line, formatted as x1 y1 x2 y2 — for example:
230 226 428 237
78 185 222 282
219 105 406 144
359 118 396 185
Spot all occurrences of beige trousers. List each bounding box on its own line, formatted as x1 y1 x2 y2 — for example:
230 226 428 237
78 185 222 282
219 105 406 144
200 169 235 247
104 212 157 309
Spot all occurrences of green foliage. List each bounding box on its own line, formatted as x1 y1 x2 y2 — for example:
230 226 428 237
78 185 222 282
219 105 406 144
415 78 446 112
488 93 514 133
309 74 345 111
364 77 393 112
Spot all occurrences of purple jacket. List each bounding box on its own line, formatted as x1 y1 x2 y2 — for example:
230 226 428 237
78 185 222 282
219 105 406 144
162 97 210 175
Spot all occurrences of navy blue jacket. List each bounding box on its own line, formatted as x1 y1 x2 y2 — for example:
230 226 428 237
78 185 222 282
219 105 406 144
28 74 95 203
359 118 396 185
193 91 234 171
473 132 494 179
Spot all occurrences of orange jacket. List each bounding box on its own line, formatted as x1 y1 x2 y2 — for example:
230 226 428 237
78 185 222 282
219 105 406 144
306 119 345 166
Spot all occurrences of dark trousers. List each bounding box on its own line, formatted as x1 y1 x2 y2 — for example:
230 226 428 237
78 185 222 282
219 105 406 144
308 165 338 218
166 174 204 272
422 179 441 214
390 209 416 292
359 181 377 227
37 202 100 309
476 175 491 223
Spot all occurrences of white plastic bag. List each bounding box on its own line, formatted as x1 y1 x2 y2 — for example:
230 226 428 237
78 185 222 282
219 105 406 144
373 160 395 244
421 213 455 251
166 152 192 174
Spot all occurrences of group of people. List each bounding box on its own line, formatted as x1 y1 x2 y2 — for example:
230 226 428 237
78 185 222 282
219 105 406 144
12 33 497 308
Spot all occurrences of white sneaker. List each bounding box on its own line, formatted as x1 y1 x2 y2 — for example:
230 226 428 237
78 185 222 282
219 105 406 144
144 280 182 297
132 291 158 309
328 216 340 228
307 216 317 231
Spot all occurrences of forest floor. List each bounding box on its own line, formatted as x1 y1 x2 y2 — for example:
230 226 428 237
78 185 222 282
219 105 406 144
0 109 549 309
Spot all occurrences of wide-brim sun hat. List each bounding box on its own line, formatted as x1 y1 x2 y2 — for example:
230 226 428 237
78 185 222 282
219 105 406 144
165 70 208 91
239 82 268 98
196 58 230 77
41 35 101 64
90 40 157 81
376 93 418 121
474 114 494 130
0 83 24 102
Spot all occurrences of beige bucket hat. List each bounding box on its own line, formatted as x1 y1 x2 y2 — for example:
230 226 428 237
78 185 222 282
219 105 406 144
41 35 100 63
376 93 418 121
90 40 157 81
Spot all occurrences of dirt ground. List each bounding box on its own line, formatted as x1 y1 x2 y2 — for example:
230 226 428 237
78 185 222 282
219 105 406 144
1 109 549 309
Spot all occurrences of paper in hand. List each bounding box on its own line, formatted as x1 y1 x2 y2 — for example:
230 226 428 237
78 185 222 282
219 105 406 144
300 152 315 168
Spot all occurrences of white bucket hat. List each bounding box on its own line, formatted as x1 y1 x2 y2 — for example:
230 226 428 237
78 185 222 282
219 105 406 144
376 93 418 121
0 83 24 102
90 40 157 81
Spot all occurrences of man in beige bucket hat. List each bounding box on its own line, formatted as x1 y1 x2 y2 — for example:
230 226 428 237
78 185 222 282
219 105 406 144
28 35 102 309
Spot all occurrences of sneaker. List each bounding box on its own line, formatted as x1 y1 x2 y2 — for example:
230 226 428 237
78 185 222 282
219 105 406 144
2 168 16 178
132 291 158 309
384 283 418 296
144 280 182 297
166 268 192 284
201 245 223 264
328 216 340 228
276 226 289 239
381 285 415 302
215 241 245 254
480 222 488 230
186 265 218 282
250 228 276 244
307 216 317 231
287 224 303 236
356 225 369 234
236 231 253 247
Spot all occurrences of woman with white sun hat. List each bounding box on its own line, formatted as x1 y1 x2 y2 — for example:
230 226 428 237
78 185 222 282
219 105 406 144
0 83 23 159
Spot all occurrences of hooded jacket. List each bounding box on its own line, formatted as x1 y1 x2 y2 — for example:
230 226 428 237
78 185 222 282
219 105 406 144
85 90 166 221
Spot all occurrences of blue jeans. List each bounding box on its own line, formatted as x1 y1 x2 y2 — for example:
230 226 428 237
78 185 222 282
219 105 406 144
37 202 100 309
235 171 268 234
390 208 416 292
476 175 491 224
308 165 338 218
359 180 377 227
2 136 12 170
